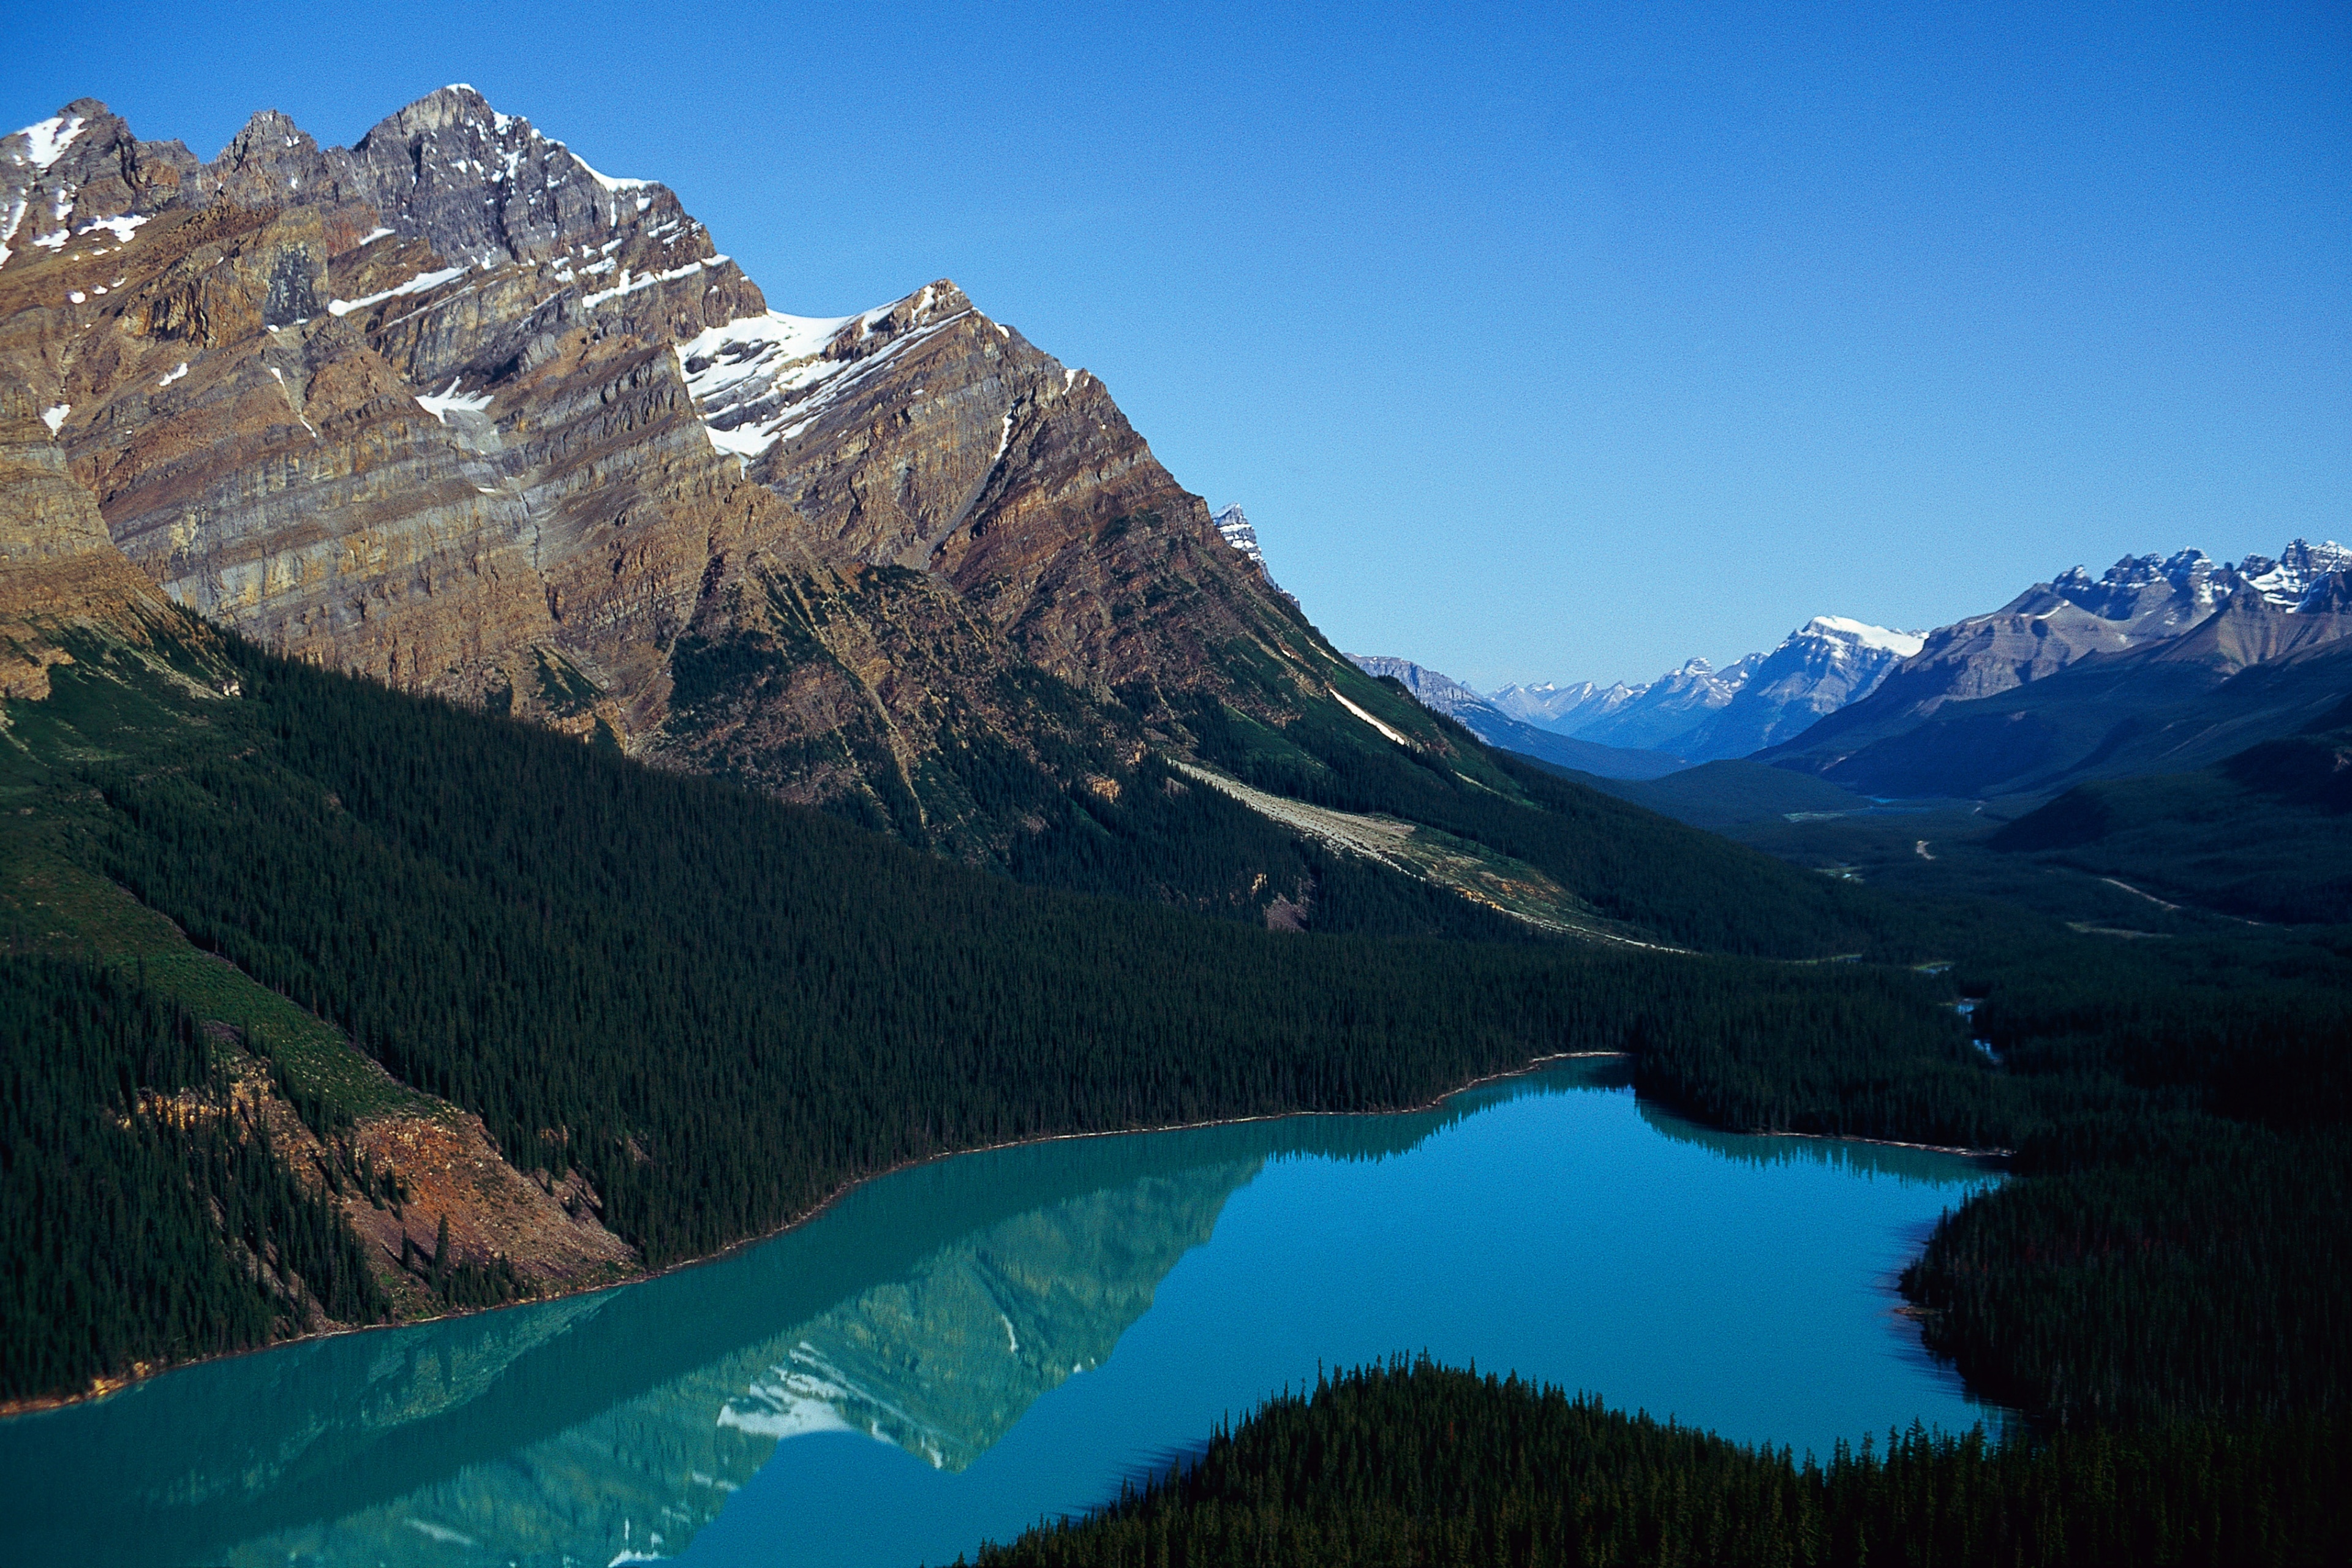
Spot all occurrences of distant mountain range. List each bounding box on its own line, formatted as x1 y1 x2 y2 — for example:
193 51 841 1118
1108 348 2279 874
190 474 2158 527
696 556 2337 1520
1344 657 1688 780
1362 539 2351 802
1765 545 2352 798
1373 616 1926 769
1487 617 1926 763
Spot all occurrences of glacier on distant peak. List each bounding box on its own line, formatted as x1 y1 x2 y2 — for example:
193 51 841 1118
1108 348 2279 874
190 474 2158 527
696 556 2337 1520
1804 617 1926 658
1213 504 1264 565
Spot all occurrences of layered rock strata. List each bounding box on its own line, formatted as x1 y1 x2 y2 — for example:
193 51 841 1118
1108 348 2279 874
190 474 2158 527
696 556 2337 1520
1 88 1342 847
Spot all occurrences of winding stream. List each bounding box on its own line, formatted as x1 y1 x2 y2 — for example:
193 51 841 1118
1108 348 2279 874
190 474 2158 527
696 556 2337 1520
0 1058 2002 1567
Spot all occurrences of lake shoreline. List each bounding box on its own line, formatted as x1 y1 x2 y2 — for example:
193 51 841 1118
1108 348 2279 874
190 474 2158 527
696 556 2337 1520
1 1049 1635 1420
6 1048 2014 1420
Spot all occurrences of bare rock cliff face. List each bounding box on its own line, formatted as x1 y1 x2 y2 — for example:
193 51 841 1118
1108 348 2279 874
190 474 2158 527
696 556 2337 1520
0 385 178 698
0 88 1328 848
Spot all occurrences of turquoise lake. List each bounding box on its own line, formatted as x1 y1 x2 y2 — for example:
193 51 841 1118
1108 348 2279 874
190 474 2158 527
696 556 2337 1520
0 1058 2002 1567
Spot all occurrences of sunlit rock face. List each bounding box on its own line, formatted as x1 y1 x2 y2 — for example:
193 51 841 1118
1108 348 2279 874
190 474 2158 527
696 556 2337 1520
1 89 1342 851
1755 542 2352 796
1801 545 2352 741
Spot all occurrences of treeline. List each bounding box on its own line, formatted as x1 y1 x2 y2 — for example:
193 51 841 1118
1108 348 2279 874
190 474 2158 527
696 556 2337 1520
20 625 2351 1459
71 639 1965 1275
973 1359 2350 1567
1918 925 2352 1430
0 956 383 1402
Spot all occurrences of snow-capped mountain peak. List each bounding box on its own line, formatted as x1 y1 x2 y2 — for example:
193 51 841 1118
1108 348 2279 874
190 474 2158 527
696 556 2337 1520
2237 539 2352 608
1210 504 1287 591
1212 504 1264 566
1803 617 1926 658
1485 615 1924 761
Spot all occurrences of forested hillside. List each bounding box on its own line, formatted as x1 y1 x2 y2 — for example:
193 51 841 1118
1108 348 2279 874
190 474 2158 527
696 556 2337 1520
974 1360 2348 1567
0 625 1972 1397
0 956 382 1400
1988 712 2352 924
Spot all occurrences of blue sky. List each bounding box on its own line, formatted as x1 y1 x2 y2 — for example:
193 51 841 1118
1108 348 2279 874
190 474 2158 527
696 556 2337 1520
8 2 2344 687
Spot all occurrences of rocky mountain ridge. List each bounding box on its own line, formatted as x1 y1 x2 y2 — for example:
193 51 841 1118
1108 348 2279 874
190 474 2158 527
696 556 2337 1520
1480 541 2347 777
1765 544 2352 797
1486 616 1923 764
1212 503 1266 571
1786 543 2349 748
0 88 1361 865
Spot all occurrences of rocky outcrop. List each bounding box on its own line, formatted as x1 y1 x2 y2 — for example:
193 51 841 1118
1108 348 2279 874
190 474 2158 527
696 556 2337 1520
1213 503 1270 574
0 385 178 697
0 88 1346 851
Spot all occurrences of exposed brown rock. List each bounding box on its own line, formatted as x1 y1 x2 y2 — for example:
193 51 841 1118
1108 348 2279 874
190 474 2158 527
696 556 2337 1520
0 385 175 698
1 88 1338 848
331 1106 638 1310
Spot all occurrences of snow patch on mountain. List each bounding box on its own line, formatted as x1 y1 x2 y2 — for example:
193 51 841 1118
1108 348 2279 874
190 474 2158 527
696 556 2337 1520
2237 540 2352 608
10 113 86 172
1807 617 1924 657
1329 685 1416 748
572 153 651 194
1212 504 1263 566
328 264 469 317
674 298 972 461
414 379 495 424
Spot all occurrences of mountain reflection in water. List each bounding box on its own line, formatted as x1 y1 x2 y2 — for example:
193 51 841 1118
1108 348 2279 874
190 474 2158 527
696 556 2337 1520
0 1076 1515 1568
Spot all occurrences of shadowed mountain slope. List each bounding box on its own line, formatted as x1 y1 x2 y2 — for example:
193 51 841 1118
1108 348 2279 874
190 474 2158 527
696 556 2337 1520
1765 616 2352 802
